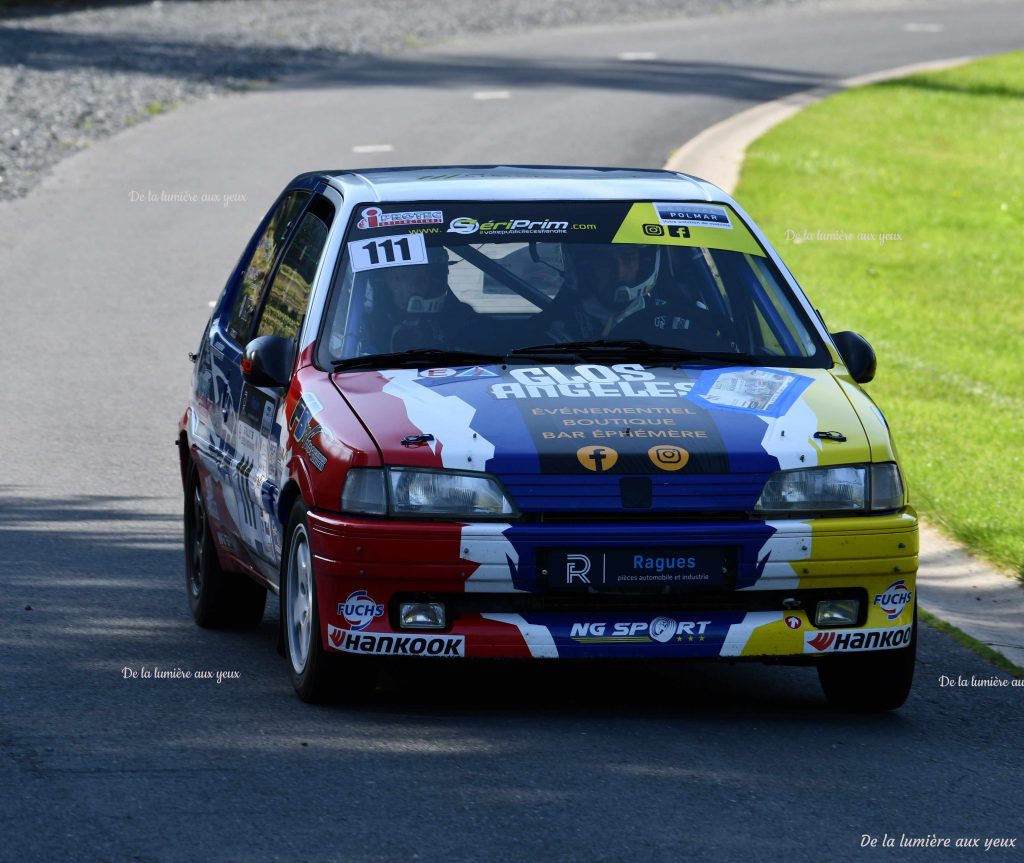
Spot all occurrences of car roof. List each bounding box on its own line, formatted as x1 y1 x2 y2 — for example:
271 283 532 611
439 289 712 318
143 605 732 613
320 165 727 204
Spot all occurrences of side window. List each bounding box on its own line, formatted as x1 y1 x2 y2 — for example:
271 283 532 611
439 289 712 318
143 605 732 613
749 256 816 355
226 190 310 344
255 195 335 342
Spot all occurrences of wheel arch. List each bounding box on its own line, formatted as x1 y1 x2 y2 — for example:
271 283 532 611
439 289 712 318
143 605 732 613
277 479 306 533
177 430 191 491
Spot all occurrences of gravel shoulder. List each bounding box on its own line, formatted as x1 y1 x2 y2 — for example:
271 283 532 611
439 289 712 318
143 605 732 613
0 0 933 200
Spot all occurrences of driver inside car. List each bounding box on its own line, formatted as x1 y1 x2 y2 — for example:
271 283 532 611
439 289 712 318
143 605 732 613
534 244 660 342
608 246 739 351
361 247 478 353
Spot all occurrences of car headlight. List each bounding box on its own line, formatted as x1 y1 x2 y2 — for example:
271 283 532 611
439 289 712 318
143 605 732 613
341 467 518 519
754 463 904 514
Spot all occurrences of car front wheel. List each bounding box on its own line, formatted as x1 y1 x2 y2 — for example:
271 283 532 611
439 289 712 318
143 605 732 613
816 603 917 712
282 501 375 703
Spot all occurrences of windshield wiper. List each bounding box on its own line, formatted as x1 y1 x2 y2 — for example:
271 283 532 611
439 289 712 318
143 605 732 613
332 341 762 373
508 339 760 366
332 348 505 373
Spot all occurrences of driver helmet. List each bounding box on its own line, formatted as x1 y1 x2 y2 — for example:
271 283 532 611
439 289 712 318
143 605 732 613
569 244 661 311
367 246 451 317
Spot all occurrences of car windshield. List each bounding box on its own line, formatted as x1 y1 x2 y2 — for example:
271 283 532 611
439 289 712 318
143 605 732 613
319 200 829 368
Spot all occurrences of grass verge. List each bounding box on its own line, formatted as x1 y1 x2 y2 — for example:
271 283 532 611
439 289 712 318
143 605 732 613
736 52 1024 576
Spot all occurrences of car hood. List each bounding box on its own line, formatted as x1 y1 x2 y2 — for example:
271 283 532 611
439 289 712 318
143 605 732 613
331 362 874 513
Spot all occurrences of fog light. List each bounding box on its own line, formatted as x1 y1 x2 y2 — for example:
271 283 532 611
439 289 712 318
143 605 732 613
399 602 446 629
815 599 860 627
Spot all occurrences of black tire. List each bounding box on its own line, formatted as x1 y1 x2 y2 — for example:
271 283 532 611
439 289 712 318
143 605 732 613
184 460 267 628
817 603 917 712
280 501 375 703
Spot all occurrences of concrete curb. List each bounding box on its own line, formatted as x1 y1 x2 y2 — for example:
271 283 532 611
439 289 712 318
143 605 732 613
663 57 1024 669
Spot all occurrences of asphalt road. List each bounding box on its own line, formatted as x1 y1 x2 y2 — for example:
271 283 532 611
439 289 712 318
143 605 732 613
2 2 1023 860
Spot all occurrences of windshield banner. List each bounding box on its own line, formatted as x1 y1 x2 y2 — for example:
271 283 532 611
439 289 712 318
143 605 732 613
346 201 765 256
612 203 765 256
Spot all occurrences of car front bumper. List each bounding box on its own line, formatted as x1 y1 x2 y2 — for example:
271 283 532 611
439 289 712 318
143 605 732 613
307 510 918 660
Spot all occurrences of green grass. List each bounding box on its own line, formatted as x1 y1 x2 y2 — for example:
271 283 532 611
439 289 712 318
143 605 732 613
736 52 1024 576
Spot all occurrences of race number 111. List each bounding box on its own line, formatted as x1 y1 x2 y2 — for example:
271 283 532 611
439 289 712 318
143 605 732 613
348 233 428 272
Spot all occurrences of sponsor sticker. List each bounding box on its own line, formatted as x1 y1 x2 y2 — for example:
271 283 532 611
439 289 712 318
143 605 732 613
456 366 499 378
357 207 443 229
569 618 711 643
549 549 728 592
327 624 465 657
612 203 764 255
576 445 619 473
521 401 727 473
565 554 592 584
653 203 732 229
649 616 678 643
785 615 803 630
299 425 327 471
337 590 385 631
642 223 691 239
448 216 480 235
418 367 457 379
447 216 570 236
648 444 689 471
688 368 812 417
873 579 913 620
290 394 329 471
489 363 694 400
303 392 324 415
804 624 913 653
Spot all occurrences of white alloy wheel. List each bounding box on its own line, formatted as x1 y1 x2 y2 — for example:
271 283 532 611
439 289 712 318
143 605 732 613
286 523 314 674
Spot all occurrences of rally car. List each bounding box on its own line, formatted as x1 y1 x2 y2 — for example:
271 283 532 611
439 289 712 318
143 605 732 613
179 165 918 709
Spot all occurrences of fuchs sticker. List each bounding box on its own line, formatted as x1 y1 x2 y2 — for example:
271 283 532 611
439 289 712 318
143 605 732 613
873 579 913 620
357 207 443 229
327 625 465 657
337 590 385 631
654 203 732 229
804 624 913 654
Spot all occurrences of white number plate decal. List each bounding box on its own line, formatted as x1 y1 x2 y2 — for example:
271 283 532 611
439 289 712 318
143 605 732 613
348 233 427 272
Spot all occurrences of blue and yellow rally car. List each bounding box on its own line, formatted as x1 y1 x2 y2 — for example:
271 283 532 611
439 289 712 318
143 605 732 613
179 165 917 709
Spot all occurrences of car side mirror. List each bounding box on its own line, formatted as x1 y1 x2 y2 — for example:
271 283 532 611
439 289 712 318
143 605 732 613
242 335 294 388
830 331 876 384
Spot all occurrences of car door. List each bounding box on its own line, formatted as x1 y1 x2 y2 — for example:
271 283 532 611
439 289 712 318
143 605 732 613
234 193 336 574
191 188 311 572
